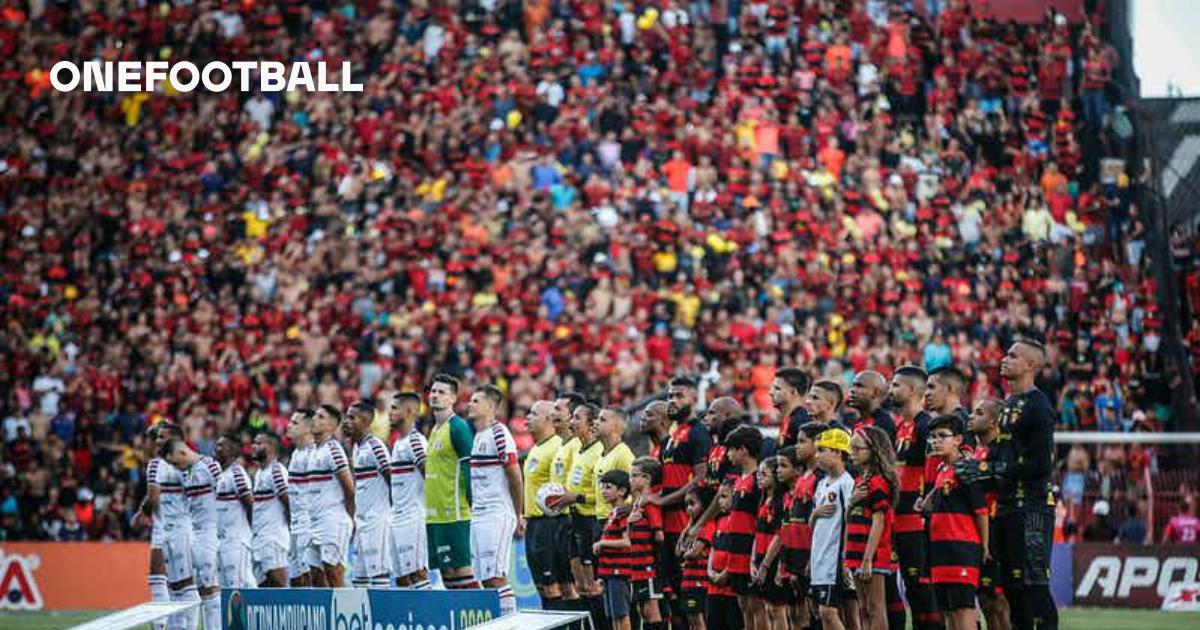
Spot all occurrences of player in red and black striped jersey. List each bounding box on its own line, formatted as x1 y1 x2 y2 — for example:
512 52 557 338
968 398 1010 630
629 458 666 630
707 483 743 630
846 426 899 630
888 366 940 630
920 415 989 630
718 425 764 629
773 367 813 449
652 376 712 623
682 398 744 556
847 372 897 445
750 457 790 629
681 488 714 630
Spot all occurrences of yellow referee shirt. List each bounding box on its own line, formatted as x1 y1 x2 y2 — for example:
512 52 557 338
593 441 635 521
565 439 603 517
551 435 580 487
523 434 562 518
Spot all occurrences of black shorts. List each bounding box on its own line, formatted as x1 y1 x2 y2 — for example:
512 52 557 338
935 583 977 612
895 530 927 583
570 514 602 566
811 583 843 608
728 573 753 596
995 506 1053 587
632 577 664 603
602 576 631 619
526 517 557 586
979 555 1003 597
551 515 574 582
659 533 682 594
681 588 707 615
752 560 794 605
705 594 744 630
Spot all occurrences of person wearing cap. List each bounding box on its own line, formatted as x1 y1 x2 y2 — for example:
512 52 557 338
1082 501 1117 543
918 414 989 630
809 427 856 630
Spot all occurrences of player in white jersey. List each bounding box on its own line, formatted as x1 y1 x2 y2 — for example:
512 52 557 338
250 432 291 587
343 401 393 587
466 385 525 616
310 404 356 587
213 434 254 588
138 424 179 630
163 438 222 630
388 392 431 589
285 409 319 586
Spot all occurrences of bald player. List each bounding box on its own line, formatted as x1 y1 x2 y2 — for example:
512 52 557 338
959 340 1058 630
846 370 896 443
640 400 671 457
679 397 744 552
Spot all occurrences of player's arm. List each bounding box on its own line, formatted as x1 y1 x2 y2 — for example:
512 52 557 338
273 463 291 525
140 474 160 518
331 445 355 519
500 430 525 528
412 435 428 476
450 418 475 505
372 439 392 504
235 467 253 528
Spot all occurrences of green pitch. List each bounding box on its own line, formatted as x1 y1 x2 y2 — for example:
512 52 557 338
1 607 1197 630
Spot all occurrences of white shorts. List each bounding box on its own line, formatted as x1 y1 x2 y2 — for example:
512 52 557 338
289 530 312 578
470 511 516 582
163 530 193 584
192 531 219 589
253 540 289 584
352 520 392 580
217 541 254 589
151 521 165 550
312 513 353 567
390 516 428 578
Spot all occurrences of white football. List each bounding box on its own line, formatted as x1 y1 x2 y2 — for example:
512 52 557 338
536 482 568 516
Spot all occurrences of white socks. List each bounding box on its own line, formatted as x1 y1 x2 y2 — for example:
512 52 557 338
498 585 516 616
202 593 221 630
168 585 200 630
149 575 169 630
411 578 432 590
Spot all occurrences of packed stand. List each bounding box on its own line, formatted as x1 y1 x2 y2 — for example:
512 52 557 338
0 0 1195 545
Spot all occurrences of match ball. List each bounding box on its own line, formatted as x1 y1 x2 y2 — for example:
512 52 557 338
536 482 568 516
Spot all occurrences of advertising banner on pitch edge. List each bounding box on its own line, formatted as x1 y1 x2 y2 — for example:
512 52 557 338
0 542 150 611
222 587 501 630
1071 543 1200 608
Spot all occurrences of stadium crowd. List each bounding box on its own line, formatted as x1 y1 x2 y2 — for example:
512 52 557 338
1 0 1199 547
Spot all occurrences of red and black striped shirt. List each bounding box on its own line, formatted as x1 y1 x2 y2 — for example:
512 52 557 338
929 459 987 586
779 470 817 577
845 474 896 571
753 494 782 565
659 418 712 534
598 505 646 579
714 471 759 577
708 512 738 597
681 520 715 592
894 411 932 534
703 443 737 495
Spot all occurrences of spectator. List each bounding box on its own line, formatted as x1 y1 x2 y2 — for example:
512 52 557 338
1117 502 1148 544
1082 501 1117 543
1162 494 1199 544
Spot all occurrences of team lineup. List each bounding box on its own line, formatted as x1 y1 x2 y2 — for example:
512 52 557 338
138 338 1057 630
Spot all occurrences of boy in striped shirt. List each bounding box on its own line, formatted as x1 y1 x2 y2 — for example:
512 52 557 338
629 457 666 630
343 401 393 588
594 469 634 630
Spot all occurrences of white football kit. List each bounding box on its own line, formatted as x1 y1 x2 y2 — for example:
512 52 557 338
390 430 429 578
309 437 353 566
183 456 222 589
251 460 290 583
287 443 314 578
469 421 519 581
352 434 392 583
151 458 193 583
215 463 254 588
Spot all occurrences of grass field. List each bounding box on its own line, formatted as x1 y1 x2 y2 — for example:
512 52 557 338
1 607 1196 629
